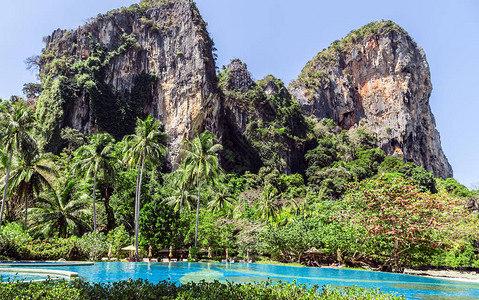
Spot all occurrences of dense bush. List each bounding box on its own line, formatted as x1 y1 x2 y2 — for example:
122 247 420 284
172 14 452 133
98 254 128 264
26 238 82 260
0 279 404 300
0 225 108 261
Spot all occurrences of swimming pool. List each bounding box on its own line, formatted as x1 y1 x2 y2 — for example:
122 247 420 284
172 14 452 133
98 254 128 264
2 262 479 299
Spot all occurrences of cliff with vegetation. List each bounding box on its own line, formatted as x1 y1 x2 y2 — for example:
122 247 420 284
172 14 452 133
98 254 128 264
36 0 220 164
36 2 451 178
218 59 309 174
289 21 452 178
4 1 479 278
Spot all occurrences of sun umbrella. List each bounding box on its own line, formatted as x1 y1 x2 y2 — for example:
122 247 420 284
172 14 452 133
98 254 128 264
121 245 137 251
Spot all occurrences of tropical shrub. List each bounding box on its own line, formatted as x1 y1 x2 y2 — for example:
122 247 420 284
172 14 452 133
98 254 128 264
78 232 108 260
0 279 405 300
25 237 82 260
343 176 478 272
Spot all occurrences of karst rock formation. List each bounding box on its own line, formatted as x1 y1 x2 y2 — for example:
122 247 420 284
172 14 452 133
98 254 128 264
36 1 452 177
289 21 452 178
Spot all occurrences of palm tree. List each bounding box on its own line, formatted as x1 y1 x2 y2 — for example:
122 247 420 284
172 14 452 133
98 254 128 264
207 184 235 215
0 102 36 228
123 116 168 259
181 130 223 247
29 179 90 238
164 188 197 212
8 151 57 227
164 166 195 212
255 185 280 221
73 132 116 232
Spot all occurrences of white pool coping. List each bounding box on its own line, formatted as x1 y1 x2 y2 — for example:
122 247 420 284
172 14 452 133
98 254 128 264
0 267 79 282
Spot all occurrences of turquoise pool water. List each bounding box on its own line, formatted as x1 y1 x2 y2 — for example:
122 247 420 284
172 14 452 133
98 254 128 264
2 262 479 299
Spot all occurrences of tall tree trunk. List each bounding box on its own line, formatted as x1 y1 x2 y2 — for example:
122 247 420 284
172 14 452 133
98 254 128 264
135 158 145 260
0 150 13 229
133 162 141 232
24 184 30 227
92 171 98 232
194 178 202 247
104 184 114 232
179 188 184 212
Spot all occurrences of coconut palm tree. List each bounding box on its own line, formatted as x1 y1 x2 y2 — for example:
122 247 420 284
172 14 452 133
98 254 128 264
29 179 90 238
8 151 57 227
181 130 223 247
164 166 195 212
164 188 197 212
73 132 116 232
0 102 36 228
123 116 168 259
207 184 235 215
255 185 280 221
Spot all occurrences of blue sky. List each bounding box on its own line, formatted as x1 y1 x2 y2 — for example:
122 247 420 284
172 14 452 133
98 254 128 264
1 0 478 187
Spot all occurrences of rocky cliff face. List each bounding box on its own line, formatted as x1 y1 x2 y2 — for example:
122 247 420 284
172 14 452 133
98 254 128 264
37 0 220 163
289 21 452 178
219 59 308 174
37 7 451 179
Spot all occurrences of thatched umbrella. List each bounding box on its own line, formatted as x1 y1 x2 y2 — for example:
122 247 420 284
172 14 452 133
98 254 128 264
121 245 137 260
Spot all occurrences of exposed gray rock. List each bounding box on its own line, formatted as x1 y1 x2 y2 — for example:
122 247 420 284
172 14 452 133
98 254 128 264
289 21 453 178
38 0 220 165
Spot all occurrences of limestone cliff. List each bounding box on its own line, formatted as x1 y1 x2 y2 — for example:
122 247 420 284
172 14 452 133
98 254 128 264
289 21 452 178
36 0 220 163
218 59 308 174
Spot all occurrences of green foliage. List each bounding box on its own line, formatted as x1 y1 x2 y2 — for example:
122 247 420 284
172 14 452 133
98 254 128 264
107 224 131 258
0 279 405 300
25 237 82 260
0 224 84 260
378 156 413 175
436 177 472 198
0 223 32 259
180 130 223 247
77 231 109 260
37 31 153 147
429 242 479 268
344 176 478 272
29 178 90 238
219 69 309 173
139 201 182 252
410 167 437 193
259 214 363 263
36 75 77 153
305 138 338 172
22 83 43 99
